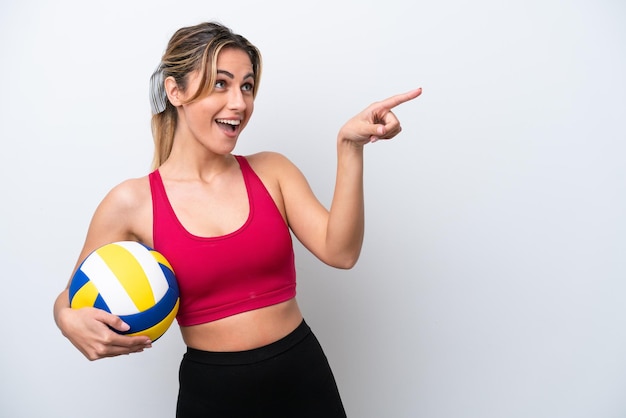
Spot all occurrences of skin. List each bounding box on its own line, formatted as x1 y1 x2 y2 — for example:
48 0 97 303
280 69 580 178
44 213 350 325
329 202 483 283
53 47 422 360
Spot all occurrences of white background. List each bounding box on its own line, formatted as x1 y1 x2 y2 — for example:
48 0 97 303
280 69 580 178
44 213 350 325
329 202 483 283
1 0 625 417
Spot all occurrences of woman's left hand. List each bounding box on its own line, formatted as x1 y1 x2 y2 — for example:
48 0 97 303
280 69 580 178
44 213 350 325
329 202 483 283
338 88 422 146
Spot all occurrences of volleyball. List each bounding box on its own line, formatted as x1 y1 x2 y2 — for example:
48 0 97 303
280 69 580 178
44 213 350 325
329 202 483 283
69 241 179 342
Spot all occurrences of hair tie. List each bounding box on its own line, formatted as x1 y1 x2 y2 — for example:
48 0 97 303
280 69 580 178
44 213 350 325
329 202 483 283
149 64 167 114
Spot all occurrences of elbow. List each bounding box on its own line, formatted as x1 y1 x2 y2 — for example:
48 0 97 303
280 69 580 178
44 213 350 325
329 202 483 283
336 260 358 270
328 250 361 270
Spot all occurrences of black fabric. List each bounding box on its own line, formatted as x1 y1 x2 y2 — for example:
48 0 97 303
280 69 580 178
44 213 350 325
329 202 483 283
176 320 347 418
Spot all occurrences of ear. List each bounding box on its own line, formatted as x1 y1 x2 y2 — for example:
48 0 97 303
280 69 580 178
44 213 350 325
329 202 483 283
164 76 183 107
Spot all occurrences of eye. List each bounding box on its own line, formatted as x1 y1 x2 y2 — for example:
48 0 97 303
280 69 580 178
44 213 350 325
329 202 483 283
241 82 254 93
214 80 226 89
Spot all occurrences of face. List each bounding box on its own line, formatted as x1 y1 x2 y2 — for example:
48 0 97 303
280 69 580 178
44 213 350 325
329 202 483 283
173 48 255 154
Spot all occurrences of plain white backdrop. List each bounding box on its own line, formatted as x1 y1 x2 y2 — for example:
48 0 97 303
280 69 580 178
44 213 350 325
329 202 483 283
1 0 625 417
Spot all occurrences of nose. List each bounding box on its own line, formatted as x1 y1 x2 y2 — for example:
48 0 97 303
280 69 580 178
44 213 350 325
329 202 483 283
227 87 246 110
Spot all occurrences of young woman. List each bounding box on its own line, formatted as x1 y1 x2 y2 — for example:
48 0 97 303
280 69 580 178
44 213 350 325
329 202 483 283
53 21 421 417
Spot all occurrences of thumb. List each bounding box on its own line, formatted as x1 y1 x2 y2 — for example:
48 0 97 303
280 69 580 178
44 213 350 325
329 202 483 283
96 310 130 332
369 124 386 143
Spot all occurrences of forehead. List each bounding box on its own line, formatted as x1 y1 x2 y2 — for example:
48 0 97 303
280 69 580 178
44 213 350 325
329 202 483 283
216 48 253 72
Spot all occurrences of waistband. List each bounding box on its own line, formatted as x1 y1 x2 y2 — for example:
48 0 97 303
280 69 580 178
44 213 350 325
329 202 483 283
184 319 311 366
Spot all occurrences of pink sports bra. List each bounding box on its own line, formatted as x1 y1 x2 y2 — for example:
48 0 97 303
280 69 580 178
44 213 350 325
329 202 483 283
149 155 296 326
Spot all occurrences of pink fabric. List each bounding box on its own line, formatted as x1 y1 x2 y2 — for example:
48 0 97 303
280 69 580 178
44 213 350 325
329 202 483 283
149 155 296 326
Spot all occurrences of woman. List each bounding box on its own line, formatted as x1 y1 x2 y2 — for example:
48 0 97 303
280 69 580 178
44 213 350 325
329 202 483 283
53 21 421 417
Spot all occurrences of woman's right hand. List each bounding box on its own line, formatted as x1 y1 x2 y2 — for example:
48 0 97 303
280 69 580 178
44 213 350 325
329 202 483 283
55 293 152 361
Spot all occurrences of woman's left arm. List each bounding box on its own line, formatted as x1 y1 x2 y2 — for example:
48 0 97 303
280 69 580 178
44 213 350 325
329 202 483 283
277 88 422 269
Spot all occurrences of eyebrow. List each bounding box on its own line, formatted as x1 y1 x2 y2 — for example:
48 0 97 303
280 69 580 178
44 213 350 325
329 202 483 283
217 69 255 80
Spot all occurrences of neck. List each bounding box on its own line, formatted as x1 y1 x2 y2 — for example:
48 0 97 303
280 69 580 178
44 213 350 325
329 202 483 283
159 151 237 182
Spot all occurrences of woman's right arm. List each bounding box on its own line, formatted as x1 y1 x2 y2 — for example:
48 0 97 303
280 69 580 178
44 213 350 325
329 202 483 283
53 178 153 361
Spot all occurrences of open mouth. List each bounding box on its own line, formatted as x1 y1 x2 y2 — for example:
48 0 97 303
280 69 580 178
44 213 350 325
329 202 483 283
216 119 241 133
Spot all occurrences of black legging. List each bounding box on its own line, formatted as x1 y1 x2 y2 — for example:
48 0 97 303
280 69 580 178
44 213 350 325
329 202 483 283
176 320 347 418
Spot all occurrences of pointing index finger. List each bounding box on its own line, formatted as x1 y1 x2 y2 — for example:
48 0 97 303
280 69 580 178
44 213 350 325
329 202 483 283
378 88 422 110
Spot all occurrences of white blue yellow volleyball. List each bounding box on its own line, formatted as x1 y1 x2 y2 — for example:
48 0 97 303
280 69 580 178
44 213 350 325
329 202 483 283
69 241 179 341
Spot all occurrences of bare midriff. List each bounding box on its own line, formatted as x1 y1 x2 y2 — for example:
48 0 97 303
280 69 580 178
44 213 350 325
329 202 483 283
179 298 303 352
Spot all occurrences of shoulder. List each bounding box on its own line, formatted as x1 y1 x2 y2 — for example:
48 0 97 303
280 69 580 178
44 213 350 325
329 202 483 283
243 151 292 167
241 151 315 207
92 175 152 236
101 175 151 212
239 152 310 216
243 151 302 180
78 174 153 254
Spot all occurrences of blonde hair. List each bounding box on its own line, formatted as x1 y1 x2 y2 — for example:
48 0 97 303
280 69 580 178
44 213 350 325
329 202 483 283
150 22 262 169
